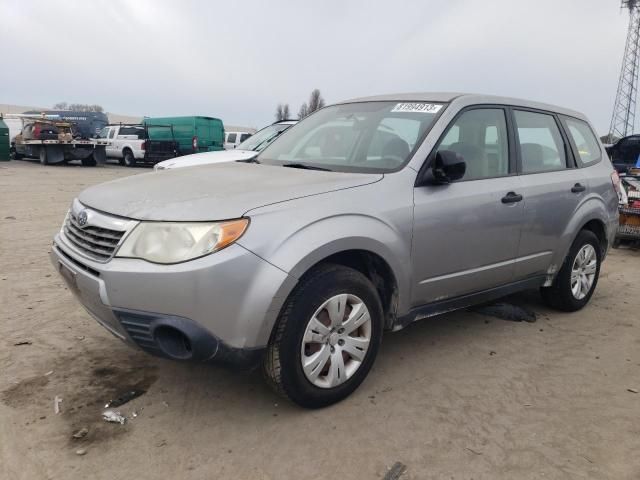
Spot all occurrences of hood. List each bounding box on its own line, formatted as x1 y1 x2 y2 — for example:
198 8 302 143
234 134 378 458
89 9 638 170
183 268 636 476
155 149 256 170
79 162 382 221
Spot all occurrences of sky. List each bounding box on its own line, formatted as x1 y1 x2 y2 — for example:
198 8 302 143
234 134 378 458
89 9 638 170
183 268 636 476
0 0 630 135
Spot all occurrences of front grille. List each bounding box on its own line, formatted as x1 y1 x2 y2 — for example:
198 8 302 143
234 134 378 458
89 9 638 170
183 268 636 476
63 212 125 261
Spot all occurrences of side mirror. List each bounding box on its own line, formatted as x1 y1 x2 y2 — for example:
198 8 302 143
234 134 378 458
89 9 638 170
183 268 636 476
429 150 466 184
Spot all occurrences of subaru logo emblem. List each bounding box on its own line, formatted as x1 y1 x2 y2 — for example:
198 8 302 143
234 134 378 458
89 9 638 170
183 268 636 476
77 210 88 227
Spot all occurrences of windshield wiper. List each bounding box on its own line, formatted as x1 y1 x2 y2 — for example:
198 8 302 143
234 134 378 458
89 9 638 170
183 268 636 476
282 162 332 171
237 156 260 164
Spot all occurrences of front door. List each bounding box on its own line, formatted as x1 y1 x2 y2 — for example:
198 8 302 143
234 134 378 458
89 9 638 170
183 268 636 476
411 107 523 306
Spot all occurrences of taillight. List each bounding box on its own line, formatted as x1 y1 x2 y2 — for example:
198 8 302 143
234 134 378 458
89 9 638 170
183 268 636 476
192 136 198 151
611 171 627 204
141 140 146 151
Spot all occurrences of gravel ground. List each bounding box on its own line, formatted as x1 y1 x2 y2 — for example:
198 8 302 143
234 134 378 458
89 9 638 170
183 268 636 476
1 160 639 480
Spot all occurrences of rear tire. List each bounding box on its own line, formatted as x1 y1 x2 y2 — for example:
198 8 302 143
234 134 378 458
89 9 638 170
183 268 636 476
263 264 383 408
81 156 97 167
39 147 48 165
541 230 601 312
123 149 136 167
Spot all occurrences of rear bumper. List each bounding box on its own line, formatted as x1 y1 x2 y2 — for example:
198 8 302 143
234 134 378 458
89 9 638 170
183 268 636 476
50 234 293 367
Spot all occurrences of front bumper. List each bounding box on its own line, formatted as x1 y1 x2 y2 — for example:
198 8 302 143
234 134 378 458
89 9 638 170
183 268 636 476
50 233 295 367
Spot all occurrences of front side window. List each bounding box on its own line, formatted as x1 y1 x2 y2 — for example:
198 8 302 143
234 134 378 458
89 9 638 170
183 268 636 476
514 110 567 173
258 101 444 173
108 128 116 139
435 108 509 180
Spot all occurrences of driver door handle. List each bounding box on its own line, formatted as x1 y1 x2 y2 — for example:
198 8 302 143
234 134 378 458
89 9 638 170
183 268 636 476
501 192 523 204
571 183 586 193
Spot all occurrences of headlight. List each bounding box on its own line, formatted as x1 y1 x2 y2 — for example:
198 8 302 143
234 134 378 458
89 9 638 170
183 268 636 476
116 219 249 264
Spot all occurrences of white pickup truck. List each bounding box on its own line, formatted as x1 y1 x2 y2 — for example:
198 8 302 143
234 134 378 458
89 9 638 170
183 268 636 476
100 124 177 167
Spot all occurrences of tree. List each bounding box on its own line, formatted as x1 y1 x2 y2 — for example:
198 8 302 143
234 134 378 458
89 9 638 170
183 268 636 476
297 89 325 119
53 102 104 113
298 102 309 119
275 103 291 121
307 89 325 114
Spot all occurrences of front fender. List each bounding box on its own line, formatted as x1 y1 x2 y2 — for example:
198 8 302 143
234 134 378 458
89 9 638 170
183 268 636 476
238 177 415 344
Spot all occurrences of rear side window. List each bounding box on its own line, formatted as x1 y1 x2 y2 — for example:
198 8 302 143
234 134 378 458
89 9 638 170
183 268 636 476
514 110 567 173
227 133 237 143
562 117 601 166
240 133 252 142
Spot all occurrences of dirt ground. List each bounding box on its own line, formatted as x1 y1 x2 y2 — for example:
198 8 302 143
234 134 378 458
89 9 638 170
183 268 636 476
1 160 639 480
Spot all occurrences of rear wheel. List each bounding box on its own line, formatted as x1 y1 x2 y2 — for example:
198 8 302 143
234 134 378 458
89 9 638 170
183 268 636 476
541 230 601 312
81 155 97 167
263 264 383 408
39 147 48 165
123 149 136 167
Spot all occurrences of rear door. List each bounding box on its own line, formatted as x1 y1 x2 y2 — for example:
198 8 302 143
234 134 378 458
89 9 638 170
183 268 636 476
411 106 524 305
511 109 587 279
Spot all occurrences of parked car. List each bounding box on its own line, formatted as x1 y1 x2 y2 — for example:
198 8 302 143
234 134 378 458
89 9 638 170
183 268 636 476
51 93 619 408
99 124 177 166
154 120 297 170
143 116 224 156
605 135 640 173
224 130 253 150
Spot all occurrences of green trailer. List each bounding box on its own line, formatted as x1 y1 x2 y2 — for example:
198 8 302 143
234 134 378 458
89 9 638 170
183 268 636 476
0 117 10 161
143 116 224 156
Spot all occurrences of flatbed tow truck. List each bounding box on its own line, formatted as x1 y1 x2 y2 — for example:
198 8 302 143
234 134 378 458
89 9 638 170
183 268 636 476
9 114 108 166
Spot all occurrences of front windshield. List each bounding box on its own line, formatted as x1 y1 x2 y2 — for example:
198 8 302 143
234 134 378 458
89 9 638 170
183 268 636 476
257 101 445 173
238 123 291 151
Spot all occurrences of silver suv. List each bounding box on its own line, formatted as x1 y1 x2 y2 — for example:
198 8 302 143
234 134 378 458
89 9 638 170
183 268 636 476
51 93 620 408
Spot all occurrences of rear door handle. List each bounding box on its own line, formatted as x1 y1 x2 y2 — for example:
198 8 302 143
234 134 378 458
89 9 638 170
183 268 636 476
501 192 523 204
571 183 586 193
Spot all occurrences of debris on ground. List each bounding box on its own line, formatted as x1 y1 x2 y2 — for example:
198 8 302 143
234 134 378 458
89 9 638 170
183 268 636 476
5 216 16 220
489 351 497 356
44 371 53 376
383 461 407 480
102 410 126 425
470 302 537 322
13 341 32 346
75 448 87 456
465 447 483 456
72 427 89 440
628 388 639 394
104 389 145 408
54 395 63 414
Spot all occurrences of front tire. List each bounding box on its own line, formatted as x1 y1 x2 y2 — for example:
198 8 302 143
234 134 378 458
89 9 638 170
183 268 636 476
263 264 383 408
541 230 601 312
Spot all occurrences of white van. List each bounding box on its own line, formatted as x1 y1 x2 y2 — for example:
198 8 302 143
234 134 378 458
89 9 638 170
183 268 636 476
224 131 253 150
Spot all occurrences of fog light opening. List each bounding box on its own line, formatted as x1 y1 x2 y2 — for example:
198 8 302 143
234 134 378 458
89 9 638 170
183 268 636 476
154 326 193 360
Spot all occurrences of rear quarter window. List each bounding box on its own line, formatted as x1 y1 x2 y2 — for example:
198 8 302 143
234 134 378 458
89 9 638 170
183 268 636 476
562 116 601 166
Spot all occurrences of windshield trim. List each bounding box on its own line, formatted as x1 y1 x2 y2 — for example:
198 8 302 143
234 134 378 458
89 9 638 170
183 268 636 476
256 100 449 174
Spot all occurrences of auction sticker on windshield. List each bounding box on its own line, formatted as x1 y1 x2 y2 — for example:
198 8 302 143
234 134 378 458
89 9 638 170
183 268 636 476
391 103 443 113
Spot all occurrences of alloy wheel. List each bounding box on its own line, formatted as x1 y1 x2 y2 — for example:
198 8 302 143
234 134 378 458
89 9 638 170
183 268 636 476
570 244 597 300
300 294 372 389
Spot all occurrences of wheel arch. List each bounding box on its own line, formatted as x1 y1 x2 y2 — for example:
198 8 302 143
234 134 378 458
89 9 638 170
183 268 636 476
550 196 612 281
